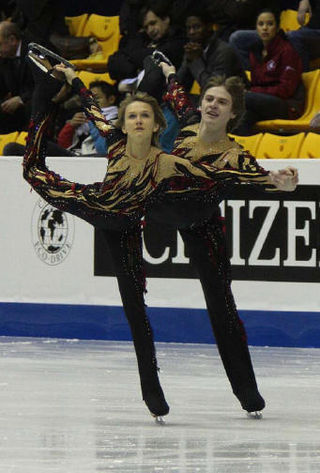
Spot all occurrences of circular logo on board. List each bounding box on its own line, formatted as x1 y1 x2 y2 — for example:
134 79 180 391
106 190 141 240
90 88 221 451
32 199 74 265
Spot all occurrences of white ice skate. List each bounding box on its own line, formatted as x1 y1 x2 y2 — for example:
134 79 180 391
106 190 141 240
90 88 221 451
246 411 263 419
151 413 166 425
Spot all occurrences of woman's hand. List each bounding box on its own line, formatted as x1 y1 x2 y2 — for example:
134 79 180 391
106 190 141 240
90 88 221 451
54 63 77 85
269 167 299 191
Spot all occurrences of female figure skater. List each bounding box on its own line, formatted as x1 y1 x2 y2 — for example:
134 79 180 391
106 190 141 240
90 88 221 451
23 44 227 423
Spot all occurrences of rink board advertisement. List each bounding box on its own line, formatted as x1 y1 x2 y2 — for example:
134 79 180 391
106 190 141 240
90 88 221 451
0 156 319 347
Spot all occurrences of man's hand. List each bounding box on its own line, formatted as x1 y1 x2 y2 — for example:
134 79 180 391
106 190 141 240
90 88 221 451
269 167 299 191
184 42 203 62
1 96 23 114
69 112 87 128
159 61 176 80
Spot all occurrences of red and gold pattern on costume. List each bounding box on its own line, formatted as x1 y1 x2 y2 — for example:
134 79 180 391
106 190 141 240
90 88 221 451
23 78 222 228
163 77 278 195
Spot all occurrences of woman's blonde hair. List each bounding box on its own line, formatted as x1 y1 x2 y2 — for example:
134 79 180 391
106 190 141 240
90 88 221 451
199 75 246 132
115 92 167 146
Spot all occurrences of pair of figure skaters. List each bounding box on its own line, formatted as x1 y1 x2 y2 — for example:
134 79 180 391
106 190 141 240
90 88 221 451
23 44 298 423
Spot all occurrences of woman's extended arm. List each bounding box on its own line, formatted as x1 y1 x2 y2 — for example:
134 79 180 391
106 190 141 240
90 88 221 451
54 64 122 150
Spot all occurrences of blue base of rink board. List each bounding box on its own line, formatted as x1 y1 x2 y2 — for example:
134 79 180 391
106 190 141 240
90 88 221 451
0 302 320 348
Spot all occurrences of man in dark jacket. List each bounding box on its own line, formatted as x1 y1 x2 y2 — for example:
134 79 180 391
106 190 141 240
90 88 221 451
177 8 248 94
107 0 185 82
0 21 34 133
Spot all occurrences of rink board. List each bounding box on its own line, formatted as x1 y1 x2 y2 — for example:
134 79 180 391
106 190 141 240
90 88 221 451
0 156 319 347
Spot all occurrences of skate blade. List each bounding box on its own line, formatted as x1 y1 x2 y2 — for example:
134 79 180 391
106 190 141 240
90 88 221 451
246 411 263 419
151 414 166 425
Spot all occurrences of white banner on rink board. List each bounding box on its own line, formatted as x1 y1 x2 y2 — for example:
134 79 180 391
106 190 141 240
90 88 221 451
0 156 319 312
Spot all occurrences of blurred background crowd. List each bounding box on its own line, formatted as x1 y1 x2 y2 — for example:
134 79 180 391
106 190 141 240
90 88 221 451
0 0 320 158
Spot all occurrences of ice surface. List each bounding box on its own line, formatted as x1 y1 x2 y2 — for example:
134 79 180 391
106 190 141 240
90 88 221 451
0 337 319 473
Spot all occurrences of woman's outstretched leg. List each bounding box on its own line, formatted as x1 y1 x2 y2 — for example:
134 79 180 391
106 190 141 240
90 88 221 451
100 225 169 418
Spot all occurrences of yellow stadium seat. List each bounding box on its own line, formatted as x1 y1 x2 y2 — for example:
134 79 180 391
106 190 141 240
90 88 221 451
0 132 19 155
280 9 309 32
71 15 120 71
299 132 320 158
65 14 89 36
255 132 305 159
78 70 116 87
256 69 320 133
15 131 28 146
229 133 264 156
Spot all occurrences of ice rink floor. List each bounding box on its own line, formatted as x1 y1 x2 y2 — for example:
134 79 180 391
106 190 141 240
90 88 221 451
0 337 319 473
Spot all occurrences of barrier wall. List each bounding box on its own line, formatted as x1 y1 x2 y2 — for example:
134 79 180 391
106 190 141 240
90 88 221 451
0 157 319 346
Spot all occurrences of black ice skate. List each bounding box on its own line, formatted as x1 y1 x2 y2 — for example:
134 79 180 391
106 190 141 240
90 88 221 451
143 389 170 424
237 388 266 419
151 50 173 68
28 42 76 77
27 42 75 110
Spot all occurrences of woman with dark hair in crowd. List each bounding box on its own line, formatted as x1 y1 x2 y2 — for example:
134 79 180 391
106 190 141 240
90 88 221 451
232 8 305 135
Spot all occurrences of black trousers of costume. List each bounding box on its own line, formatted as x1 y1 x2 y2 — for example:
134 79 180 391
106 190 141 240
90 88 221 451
99 215 259 407
179 217 258 399
99 226 164 401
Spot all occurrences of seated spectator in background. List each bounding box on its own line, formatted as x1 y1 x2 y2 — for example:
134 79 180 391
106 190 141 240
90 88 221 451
0 20 34 133
175 5 248 94
57 81 118 155
107 0 185 84
4 80 118 157
287 0 320 71
233 9 305 136
229 0 318 71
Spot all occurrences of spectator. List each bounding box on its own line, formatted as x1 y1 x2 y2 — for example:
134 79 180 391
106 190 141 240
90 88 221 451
229 0 317 71
0 20 34 133
4 80 118 157
107 0 185 83
57 81 118 155
175 5 248 94
287 0 320 71
233 9 305 135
